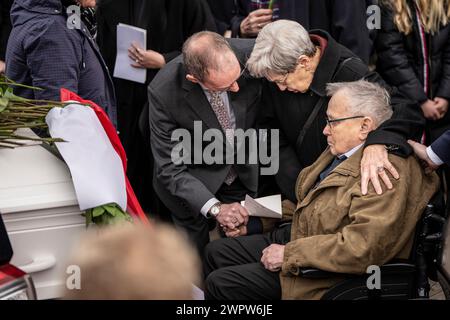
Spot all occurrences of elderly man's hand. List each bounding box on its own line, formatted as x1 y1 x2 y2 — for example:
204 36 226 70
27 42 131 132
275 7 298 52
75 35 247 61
261 244 285 272
407 140 440 173
128 43 166 69
240 9 273 37
0 60 5 74
216 203 249 231
361 144 399 195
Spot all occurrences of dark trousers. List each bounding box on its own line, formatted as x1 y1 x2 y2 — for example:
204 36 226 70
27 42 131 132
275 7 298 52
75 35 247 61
170 178 254 258
203 224 291 300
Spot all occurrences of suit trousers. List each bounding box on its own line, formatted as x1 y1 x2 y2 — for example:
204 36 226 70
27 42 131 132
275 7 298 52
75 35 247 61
203 224 291 300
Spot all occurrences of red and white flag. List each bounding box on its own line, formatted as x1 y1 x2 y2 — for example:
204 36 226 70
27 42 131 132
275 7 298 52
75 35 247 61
45 89 149 224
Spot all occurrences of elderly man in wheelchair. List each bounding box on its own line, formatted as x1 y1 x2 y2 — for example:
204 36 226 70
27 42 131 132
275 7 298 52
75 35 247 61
203 80 447 300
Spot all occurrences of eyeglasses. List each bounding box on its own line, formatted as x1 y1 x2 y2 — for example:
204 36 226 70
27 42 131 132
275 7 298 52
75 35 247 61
325 115 365 128
206 65 247 92
272 72 290 86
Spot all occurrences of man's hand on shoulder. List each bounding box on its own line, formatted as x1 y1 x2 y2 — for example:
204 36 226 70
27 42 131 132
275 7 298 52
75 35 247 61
361 144 400 195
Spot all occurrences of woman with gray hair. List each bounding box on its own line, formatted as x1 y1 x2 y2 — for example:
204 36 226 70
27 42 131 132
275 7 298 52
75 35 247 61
246 20 424 203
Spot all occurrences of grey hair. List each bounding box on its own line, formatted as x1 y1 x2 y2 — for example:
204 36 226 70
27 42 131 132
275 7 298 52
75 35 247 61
246 20 316 78
182 31 235 82
326 80 393 127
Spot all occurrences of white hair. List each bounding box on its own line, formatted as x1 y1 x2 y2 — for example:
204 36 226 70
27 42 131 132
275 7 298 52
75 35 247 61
326 80 393 127
246 20 316 78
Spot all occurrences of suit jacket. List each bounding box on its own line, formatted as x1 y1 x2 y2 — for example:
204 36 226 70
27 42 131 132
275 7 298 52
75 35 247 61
431 130 450 166
259 29 424 202
279 147 440 299
149 39 261 218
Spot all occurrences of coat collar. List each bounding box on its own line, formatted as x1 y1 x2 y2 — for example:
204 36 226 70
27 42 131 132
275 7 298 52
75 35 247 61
308 30 343 97
296 146 363 205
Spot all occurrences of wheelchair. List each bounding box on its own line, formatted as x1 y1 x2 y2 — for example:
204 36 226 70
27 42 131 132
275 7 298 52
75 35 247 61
299 190 450 300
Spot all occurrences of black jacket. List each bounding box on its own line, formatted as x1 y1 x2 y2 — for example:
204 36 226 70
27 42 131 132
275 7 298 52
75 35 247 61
0 0 13 61
221 0 374 63
376 2 450 104
259 30 424 202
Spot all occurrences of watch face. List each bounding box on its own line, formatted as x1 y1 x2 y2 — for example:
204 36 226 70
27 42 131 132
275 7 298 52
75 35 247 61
211 205 220 215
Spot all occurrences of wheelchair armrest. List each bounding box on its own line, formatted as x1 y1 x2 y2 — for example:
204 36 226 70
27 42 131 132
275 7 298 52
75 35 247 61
299 260 416 279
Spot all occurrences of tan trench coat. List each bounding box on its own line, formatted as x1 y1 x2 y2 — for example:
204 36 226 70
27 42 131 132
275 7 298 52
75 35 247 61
279 147 440 299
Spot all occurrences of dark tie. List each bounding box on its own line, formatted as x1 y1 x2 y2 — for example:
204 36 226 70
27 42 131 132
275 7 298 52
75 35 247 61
318 155 347 183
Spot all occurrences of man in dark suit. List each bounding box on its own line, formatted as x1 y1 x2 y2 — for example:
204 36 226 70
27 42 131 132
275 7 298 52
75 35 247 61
96 0 216 216
149 32 262 255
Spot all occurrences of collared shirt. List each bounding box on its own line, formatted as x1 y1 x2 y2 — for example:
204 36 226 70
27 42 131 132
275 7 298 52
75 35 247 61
426 146 444 166
340 143 364 160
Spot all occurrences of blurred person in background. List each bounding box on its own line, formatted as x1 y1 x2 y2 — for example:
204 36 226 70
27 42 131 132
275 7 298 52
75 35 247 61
5 0 117 124
96 0 216 218
64 223 201 300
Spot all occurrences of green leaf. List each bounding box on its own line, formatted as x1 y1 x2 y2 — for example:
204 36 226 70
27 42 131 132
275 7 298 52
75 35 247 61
92 206 105 218
104 204 123 217
3 87 29 102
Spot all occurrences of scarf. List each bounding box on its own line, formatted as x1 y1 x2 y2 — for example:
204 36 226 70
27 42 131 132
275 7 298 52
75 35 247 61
61 0 97 38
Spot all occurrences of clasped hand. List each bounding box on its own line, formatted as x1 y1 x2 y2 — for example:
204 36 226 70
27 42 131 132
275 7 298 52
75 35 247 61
216 203 249 237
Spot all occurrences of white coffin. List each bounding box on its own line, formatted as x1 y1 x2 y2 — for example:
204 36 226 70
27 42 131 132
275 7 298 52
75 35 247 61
0 144 85 300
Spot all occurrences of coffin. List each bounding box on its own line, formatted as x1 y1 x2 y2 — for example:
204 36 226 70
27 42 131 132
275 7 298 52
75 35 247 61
0 144 85 299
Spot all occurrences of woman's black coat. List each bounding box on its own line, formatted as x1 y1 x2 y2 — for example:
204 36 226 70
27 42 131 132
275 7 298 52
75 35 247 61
376 2 450 104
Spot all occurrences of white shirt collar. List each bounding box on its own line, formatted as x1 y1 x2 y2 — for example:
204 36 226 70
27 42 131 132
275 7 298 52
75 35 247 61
338 143 364 159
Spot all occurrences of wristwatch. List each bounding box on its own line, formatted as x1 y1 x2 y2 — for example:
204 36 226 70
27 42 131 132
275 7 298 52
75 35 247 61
208 202 221 218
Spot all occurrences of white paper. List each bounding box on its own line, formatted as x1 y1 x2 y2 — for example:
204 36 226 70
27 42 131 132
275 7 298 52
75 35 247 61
113 23 147 84
241 194 282 219
45 104 127 211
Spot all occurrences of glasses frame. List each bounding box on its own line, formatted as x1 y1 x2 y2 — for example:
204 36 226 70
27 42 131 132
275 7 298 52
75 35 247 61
325 115 365 128
272 72 290 86
205 64 247 93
